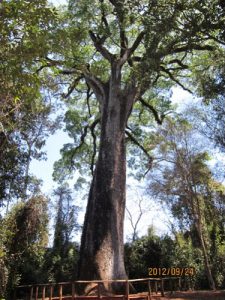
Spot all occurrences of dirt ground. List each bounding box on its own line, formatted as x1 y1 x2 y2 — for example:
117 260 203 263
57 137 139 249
150 290 225 300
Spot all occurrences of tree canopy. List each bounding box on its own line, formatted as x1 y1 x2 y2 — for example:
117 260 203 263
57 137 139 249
0 0 59 207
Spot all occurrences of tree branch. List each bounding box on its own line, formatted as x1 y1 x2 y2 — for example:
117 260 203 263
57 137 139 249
60 69 79 75
83 71 106 104
130 31 146 55
86 84 93 118
125 129 153 162
107 0 128 58
126 196 147 242
206 34 225 46
108 0 124 8
63 76 83 98
99 0 110 34
167 59 189 69
89 30 115 62
70 118 100 172
160 66 193 93
89 118 100 176
36 56 68 73
120 29 128 57
119 31 145 66
139 97 165 125
172 44 214 54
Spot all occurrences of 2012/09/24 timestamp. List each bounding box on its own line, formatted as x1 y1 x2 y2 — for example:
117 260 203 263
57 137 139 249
148 267 195 277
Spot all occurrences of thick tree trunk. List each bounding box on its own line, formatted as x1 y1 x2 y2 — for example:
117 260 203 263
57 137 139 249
78 64 135 293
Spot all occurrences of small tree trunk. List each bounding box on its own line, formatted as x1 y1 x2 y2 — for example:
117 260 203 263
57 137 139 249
194 197 215 290
23 146 32 201
190 192 216 290
78 65 135 293
197 223 216 290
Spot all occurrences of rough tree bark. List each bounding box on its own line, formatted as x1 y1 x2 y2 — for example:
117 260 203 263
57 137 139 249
78 61 137 293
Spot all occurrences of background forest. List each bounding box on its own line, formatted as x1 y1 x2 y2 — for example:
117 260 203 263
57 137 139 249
1 0 225 299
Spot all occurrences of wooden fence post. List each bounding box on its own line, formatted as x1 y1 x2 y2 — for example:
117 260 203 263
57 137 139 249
178 277 181 290
49 285 53 300
29 286 33 300
59 284 63 300
72 282 75 300
161 279 164 297
35 286 39 300
97 282 101 299
147 280 152 300
154 281 157 294
125 280 129 300
42 285 46 300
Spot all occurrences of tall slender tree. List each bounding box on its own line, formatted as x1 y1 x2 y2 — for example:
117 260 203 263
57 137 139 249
49 184 80 282
147 118 225 289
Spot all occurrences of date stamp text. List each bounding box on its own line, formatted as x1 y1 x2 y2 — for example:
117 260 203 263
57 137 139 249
148 267 195 277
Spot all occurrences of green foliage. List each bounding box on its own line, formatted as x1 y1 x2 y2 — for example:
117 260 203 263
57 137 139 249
148 117 225 288
172 233 204 289
125 226 175 280
0 195 48 298
43 242 79 283
189 99 225 154
0 98 60 207
51 0 225 183
191 46 225 101
124 226 224 290
0 0 57 125
0 0 60 207
42 184 80 282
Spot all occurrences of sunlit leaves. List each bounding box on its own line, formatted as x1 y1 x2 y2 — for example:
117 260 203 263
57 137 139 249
0 195 49 294
0 0 60 206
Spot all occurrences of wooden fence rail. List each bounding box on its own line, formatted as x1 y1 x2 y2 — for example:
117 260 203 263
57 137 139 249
14 277 181 300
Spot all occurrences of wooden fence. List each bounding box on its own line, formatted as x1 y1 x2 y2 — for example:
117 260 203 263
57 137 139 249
14 277 181 300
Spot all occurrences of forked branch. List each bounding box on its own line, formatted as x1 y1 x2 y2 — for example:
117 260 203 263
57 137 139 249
63 76 83 98
120 31 145 66
160 66 192 93
89 30 115 62
84 71 106 104
70 118 100 173
139 98 165 125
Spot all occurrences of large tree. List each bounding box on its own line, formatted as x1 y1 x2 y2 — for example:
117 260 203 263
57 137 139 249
41 0 225 291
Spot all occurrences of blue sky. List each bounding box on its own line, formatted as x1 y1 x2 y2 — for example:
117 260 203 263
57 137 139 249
49 0 68 6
